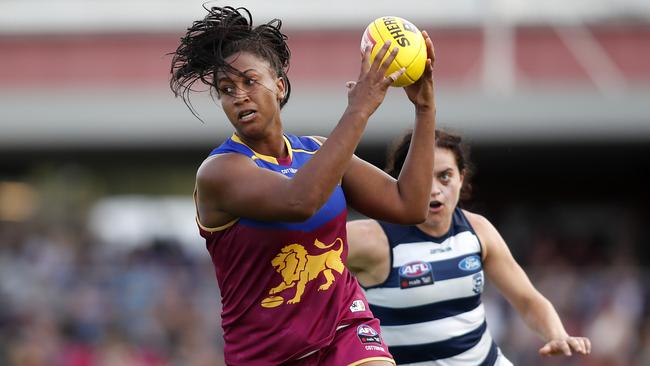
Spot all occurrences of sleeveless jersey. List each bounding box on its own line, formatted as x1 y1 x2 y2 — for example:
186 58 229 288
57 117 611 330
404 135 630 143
196 134 374 366
363 208 511 365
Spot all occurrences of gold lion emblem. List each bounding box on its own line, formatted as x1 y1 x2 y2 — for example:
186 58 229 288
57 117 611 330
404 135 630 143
261 238 344 307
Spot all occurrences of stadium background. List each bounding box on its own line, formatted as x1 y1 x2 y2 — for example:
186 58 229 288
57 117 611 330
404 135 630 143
1 0 649 365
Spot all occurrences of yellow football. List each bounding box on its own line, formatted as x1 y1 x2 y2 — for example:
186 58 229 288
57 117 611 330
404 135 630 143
360 16 427 87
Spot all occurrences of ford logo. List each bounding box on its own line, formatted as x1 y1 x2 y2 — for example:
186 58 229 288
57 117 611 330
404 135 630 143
458 255 481 271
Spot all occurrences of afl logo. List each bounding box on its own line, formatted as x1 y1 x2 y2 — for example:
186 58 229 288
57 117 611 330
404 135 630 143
399 261 432 278
458 255 481 271
358 325 378 337
357 324 382 345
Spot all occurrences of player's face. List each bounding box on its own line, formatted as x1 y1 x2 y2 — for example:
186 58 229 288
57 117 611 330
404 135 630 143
215 52 285 138
425 147 464 226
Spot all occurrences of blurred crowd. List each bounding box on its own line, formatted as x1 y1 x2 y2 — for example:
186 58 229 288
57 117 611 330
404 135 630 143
0 222 225 366
0 217 648 366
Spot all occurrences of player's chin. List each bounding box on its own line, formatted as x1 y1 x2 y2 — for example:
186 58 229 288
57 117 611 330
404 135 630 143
235 121 265 138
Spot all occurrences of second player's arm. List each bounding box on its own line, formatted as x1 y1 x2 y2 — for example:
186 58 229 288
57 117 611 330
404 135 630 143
346 219 391 287
467 211 591 356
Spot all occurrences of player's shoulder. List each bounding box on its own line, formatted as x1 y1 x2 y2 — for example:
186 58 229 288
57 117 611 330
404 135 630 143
284 134 325 152
196 152 254 183
347 218 384 237
461 209 502 259
347 219 389 270
461 209 499 238
461 209 491 227
347 219 388 250
306 135 326 145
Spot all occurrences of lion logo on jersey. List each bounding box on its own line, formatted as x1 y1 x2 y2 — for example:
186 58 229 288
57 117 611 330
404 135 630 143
261 238 344 308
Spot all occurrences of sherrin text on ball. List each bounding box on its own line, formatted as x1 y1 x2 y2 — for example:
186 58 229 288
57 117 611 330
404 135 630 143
360 16 427 87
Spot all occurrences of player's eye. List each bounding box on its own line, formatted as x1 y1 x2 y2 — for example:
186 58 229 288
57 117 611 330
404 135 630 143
219 85 235 96
439 172 452 183
243 78 258 89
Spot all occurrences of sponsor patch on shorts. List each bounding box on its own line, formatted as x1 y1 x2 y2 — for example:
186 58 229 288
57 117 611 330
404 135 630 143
357 324 382 345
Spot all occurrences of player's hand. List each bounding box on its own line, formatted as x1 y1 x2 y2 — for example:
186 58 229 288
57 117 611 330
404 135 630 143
404 30 435 112
538 336 591 356
346 40 405 118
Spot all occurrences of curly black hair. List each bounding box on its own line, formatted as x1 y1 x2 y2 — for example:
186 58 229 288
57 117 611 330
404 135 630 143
170 5 292 118
385 129 474 203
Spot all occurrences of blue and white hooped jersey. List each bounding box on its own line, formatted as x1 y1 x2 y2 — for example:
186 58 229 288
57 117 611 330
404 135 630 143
363 208 512 366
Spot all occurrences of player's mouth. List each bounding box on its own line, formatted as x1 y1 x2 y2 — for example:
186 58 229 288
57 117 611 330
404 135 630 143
429 200 443 213
238 110 257 122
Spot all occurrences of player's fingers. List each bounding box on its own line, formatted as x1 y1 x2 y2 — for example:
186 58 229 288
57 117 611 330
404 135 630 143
580 338 590 354
360 45 372 74
582 337 591 354
538 343 552 356
370 40 392 73
559 340 572 356
378 46 400 77
568 337 585 354
422 30 435 64
384 68 405 87
541 340 572 356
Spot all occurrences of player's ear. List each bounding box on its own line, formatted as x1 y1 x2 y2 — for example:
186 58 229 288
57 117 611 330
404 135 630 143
276 75 286 101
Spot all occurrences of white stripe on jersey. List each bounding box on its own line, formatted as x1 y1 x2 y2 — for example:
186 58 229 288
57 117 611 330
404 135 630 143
365 276 479 308
400 329 495 366
495 349 514 366
381 303 486 346
392 231 481 267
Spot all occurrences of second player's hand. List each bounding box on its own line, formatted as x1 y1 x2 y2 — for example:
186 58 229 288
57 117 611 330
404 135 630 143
538 336 592 356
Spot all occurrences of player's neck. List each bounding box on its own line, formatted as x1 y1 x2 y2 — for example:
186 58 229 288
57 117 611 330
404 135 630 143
238 129 288 160
416 218 452 238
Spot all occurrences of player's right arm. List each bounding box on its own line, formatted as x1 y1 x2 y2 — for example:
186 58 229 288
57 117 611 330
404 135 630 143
196 153 314 225
197 41 404 226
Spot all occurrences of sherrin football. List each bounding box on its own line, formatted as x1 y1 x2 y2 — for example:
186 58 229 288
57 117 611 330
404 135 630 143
360 16 427 87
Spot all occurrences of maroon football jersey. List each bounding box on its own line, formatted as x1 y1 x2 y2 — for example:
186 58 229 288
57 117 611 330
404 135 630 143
197 135 374 365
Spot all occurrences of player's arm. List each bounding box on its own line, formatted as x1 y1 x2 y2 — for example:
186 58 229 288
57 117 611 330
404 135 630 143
346 219 391 287
197 42 404 224
197 153 315 223
343 32 437 225
465 211 592 357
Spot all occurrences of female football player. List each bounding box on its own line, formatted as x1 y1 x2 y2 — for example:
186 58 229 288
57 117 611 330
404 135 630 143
170 5 436 365
347 130 592 365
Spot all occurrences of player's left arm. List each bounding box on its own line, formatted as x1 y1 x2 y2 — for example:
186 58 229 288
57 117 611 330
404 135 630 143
465 210 592 357
309 136 429 224
341 32 436 225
